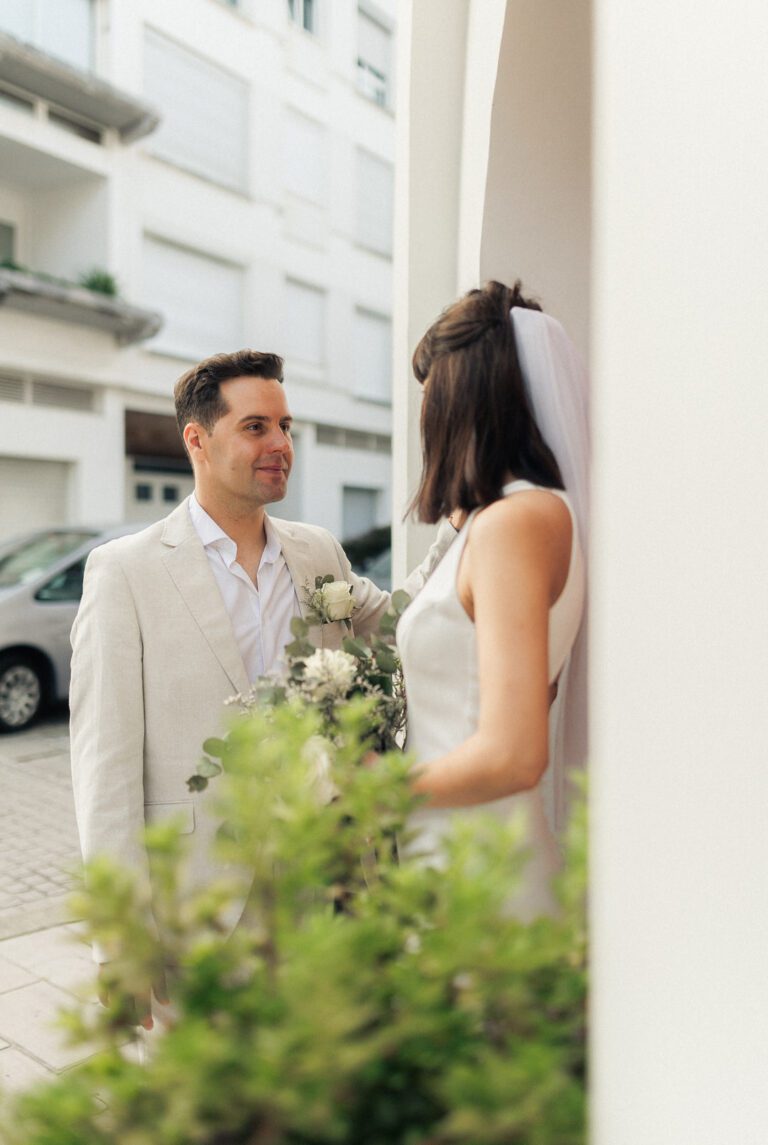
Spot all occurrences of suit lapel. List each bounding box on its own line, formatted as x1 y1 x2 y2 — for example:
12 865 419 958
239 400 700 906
269 516 328 648
160 499 251 695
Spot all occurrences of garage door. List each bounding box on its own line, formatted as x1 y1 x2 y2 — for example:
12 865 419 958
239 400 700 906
0 457 71 543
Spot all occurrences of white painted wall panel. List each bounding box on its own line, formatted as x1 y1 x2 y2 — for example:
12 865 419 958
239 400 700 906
144 27 249 192
0 457 70 541
142 236 244 361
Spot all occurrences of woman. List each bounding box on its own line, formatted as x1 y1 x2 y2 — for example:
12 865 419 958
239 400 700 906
397 281 589 915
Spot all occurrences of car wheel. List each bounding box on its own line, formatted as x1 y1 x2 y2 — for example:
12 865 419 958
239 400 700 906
0 655 44 733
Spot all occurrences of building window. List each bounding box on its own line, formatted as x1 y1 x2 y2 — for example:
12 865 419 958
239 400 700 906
143 28 249 193
0 0 95 72
355 149 394 256
316 425 390 454
342 486 379 541
282 109 327 204
31 380 95 412
357 8 391 108
162 485 180 503
135 484 153 502
142 236 244 360
288 0 317 35
283 280 326 365
0 374 97 411
353 309 391 403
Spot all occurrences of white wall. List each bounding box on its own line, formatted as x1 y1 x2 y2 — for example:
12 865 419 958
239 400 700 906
591 2 768 1141
480 0 591 357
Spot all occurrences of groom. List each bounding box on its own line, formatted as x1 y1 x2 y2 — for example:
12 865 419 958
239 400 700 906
70 349 449 1027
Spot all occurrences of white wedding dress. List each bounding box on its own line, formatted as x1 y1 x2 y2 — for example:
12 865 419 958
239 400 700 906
397 479 585 917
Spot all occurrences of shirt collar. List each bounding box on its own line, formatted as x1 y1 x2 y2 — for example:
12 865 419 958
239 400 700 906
189 494 282 570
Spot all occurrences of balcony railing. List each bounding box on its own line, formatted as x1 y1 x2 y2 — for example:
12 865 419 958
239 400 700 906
0 31 159 142
0 267 163 345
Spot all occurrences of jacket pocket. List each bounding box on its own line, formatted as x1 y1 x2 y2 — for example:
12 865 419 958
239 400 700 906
144 801 196 834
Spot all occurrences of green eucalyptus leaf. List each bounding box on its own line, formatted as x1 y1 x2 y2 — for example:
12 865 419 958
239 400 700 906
390 589 412 614
374 647 398 674
202 737 227 758
285 638 314 659
290 616 310 638
198 758 223 778
343 636 370 659
378 612 397 637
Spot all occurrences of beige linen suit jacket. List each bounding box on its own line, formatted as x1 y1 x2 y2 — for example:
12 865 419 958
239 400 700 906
70 498 449 959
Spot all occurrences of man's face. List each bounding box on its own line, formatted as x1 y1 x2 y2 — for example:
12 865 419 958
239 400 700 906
188 376 294 510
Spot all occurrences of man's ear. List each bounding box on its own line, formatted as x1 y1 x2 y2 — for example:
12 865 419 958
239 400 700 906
183 421 205 459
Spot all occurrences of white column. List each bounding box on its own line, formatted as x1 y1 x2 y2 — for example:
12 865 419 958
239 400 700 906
391 0 470 584
591 3 768 1141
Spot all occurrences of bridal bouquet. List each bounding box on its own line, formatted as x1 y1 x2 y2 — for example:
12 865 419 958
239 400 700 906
188 580 411 794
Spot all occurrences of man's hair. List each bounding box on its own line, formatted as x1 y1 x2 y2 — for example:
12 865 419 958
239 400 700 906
410 280 564 524
174 349 285 441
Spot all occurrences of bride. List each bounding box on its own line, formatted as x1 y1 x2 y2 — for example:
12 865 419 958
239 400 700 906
396 280 589 915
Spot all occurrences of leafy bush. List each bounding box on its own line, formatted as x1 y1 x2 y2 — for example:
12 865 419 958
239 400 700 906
1 702 586 1145
78 268 119 296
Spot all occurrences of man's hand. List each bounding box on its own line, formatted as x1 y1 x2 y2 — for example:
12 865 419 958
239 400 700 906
97 964 169 1031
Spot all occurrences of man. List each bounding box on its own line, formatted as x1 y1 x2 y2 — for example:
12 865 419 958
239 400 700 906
70 349 449 1028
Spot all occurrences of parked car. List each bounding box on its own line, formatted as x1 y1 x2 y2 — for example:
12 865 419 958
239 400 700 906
0 525 145 732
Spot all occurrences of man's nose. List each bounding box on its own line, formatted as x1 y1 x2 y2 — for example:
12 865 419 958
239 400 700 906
269 427 291 452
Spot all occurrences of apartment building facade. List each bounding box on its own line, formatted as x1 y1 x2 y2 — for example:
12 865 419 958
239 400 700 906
0 0 396 545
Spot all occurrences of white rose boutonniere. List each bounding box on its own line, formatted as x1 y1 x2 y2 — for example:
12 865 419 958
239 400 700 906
305 574 356 625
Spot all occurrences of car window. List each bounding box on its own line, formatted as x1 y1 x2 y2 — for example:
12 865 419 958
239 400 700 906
35 556 88 603
0 531 96 588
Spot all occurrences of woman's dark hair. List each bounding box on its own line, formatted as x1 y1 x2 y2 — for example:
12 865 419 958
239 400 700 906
410 280 564 524
174 349 284 440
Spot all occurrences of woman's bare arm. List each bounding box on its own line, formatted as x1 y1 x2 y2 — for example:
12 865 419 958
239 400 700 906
410 491 572 807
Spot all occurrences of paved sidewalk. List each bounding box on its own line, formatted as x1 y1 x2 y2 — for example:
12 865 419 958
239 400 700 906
0 712 80 941
0 715 97 1092
0 921 98 1092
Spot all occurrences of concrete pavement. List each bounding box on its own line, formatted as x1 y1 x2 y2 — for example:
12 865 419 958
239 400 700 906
0 713 97 1093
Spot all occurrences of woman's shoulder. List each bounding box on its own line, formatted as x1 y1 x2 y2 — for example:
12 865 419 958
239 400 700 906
472 487 572 547
467 488 573 604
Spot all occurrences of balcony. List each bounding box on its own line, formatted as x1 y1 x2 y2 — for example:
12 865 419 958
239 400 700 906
0 267 162 345
0 31 158 143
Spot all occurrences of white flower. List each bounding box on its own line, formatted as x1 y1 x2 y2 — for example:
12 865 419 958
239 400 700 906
302 649 357 701
302 734 339 805
318 580 355 621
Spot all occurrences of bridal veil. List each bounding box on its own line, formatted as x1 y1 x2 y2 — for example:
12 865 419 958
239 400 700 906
511 306 590 833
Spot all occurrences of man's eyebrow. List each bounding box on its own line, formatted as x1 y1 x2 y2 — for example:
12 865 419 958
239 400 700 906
237 414 293 425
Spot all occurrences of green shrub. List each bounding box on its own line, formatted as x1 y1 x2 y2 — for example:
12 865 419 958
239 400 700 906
78 268 119 296
1 702 586 1145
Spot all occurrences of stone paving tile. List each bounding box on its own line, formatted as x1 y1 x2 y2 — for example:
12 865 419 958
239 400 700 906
0 926 90 977
0 980 96 1071
0 958 37 994
0 1045 54 1091
0 927 95 1001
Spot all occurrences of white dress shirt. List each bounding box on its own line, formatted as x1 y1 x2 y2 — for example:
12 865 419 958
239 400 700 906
188 495 301 682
